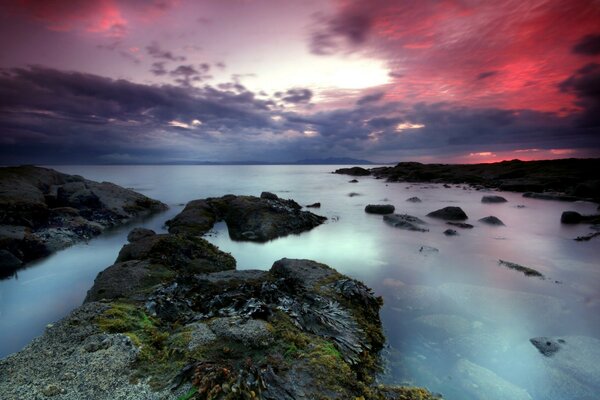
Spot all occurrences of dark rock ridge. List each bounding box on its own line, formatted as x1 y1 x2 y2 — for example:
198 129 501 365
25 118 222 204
365 204 395 215
498 259 544 278
384 214 429 232
0 166 167 277
165 192 326 242
306 202 321 208
427 206 468 221
481 195 508 203
0 212 437 399
479 216 505 226
334 166 371 176
366 159 600 203
447 222 474 229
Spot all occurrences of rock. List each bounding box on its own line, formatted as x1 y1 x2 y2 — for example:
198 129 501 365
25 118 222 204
260 191 278 200
561 211 583 224
523 192 579 201
167 194 327 241
127 228 155 242
574 232 600 241
349 179 359 183
348 192 361 197
454 359 533 400
0 249 22 272
42 383 62 396
0 166 167 270
364 204 395 214
208 317 274 348
530 337 563 357
306 202 321 208
406 196 422 203
479 215 505 225
482 195 508 203
384 214 429 232
415 314 473 337
443 229 458 236
427 206 468 221
334 166 370 176
419 245 439 254
447 221 474 229
498 259 544 278
185 323 217 350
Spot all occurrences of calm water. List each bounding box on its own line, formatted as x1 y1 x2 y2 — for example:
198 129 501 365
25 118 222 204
1 165 599 399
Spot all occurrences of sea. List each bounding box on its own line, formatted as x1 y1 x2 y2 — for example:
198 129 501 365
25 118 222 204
1 165 599 399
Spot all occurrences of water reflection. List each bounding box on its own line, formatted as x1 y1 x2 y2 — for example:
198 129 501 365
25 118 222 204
0 165 598 399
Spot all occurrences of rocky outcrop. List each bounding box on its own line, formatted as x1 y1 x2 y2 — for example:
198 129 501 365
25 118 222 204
427 206 468 221
0 209 437 399
333 166 371 176
481 195 507 203
0 166 167 277
560 211 600 224
365 204 395 214
384 214 429 232
166 193 326 242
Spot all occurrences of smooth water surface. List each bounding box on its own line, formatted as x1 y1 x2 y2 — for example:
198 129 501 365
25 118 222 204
1 165 598 399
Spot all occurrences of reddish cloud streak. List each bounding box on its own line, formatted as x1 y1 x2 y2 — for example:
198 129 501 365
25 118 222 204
320 0 600 113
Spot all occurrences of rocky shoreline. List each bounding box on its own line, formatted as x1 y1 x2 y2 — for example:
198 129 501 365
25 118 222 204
0 195 438 400
0 166 167 278
335 158 600 203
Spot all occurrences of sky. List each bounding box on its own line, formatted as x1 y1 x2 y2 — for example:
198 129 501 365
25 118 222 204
0 0 599 164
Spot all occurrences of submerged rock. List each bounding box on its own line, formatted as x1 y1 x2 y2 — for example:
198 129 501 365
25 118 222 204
454 359 533 400
365 204 395 214
482 195 508 203
479 216 505 226
498 259 544 278
447 221 474 229
530 337 563 357
560 211 600 224
443 229 458 236
427 206 468 221
384 214 429 232
406 196 422 203
349 179 359 183
166 194 326 242
306 202 321 208
574 232 600 241
0 166 167 274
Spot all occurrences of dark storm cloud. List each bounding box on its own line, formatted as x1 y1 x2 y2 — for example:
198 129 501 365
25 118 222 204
309 10 373 55
277 88 313 104
356 92 385 106
1 66 598 164
572 33 600 55
477 71 498 80
146 41 186 61
560 63 600 127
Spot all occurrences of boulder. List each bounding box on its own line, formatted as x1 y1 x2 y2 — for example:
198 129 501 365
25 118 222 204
406 196 422 203
561 211 583 224
127 228 155 242
443 229 458 236
427 206 468 221
479 216 505 226
306 202 321 208
384 214 429 232
482 195 508 203
365 204 395 214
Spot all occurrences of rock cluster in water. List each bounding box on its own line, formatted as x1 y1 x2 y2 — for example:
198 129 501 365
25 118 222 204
166 192 326 242
0 166 167 277
0 196 438 400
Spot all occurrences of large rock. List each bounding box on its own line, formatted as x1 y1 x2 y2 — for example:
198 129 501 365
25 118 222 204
167 194 326 241
0 166 167 271
384 214 429 232
479 216 505 226
482 195 508 203
427 206 468 221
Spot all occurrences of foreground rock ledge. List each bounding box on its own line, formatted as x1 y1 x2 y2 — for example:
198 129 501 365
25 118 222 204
166 192 327 241
0 228 438 399
0 166 167 276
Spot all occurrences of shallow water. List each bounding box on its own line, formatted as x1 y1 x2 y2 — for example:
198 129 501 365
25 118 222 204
1 165 598 399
